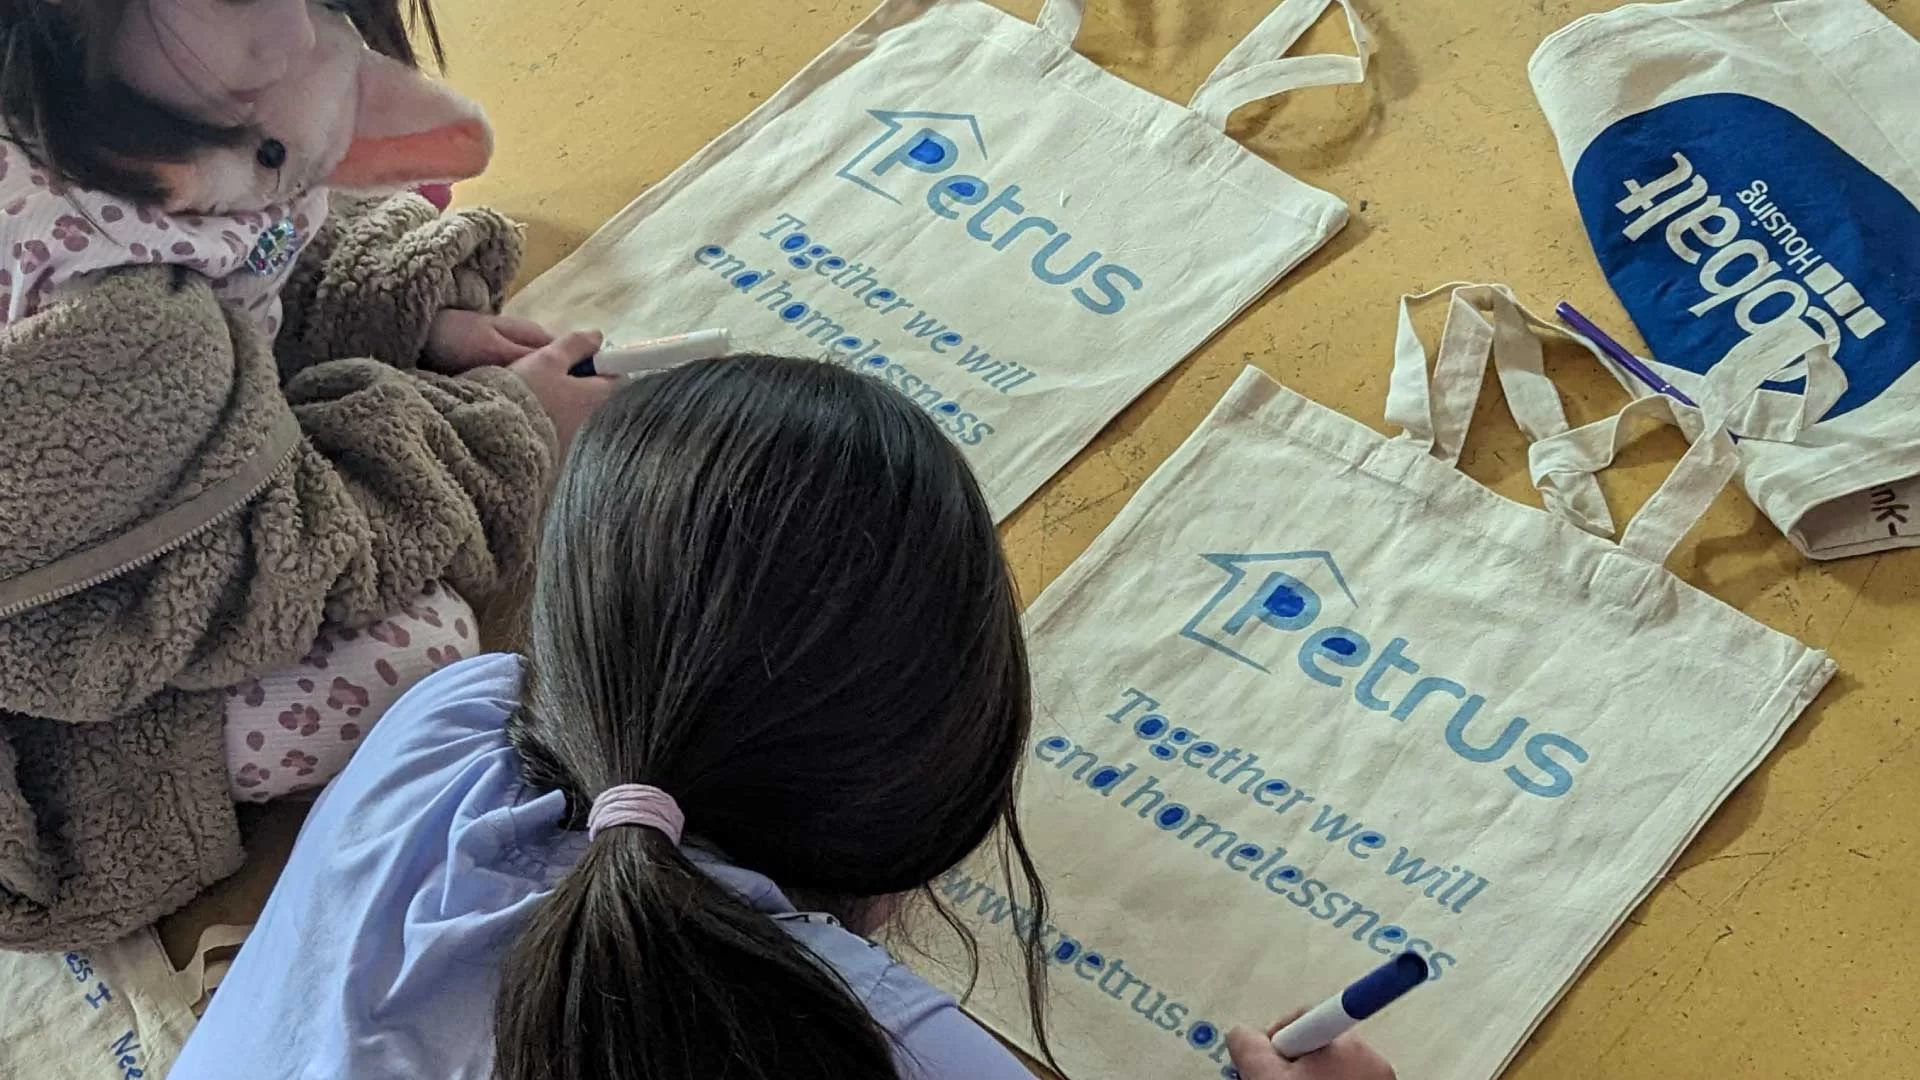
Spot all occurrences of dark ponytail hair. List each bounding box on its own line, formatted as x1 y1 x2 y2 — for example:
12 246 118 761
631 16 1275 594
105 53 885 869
0 0 443 201
494 356 1056 1080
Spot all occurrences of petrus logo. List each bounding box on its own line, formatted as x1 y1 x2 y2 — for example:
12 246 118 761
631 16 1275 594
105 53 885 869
834 107 1145 317
1181 551 1359 675
1572 93 1920 420
1179 550 1591 799
836 109 988 204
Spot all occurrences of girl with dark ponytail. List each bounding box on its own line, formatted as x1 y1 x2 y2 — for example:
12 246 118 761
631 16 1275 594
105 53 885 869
175 354 1059 1079
492 350 1057 1080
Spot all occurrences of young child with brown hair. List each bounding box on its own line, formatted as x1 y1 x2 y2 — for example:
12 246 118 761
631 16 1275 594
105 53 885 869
0 0 618 950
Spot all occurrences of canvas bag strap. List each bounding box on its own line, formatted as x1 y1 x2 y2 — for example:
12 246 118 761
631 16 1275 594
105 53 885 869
1382 283 1825 565
1385 282 1613 529
1035 0 1085 45
1188 0 1371 129
1035 0 1370 128
1531 322 1841 539
172 922 251 1015
1530 322 1829 564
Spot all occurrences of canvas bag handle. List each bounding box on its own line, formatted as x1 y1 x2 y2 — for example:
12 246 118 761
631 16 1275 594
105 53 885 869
1035 0 1083 46
1562 331 1846 467
1036 0 1370 129
1386 283 1827 566
1527 323 1830 563
174 922 251 1014
1386 282 1615 531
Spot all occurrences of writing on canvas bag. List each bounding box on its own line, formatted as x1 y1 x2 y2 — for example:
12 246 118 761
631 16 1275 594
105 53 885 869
911 285 1834 1080
509 0 1372 519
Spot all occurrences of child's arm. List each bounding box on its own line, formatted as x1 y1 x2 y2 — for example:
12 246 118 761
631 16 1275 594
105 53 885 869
273 190 522 376
0 265 557 723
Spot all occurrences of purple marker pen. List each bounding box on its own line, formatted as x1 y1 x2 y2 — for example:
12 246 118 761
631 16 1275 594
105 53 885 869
1555 302 1699 408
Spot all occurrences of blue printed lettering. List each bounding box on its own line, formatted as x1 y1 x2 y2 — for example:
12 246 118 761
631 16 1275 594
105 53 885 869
1181 552 1589 795
1574 94 1918 418
1385 848 1445 888
835 111 1146 314
1355 638 1419 711
926 174 988 219
1443 703 1528 763
1297 627 1369 687
1503 732 1590 799
1307 805 1366 845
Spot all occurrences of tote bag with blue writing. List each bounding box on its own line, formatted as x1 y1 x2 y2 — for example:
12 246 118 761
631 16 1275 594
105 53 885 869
0 923 244 1079
507 0 1369 519
911 286 1834 1080
1529 0 1920 559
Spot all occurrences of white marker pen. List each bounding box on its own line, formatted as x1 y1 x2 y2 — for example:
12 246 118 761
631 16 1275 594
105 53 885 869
1271 951 1428 1059
569 328 731 377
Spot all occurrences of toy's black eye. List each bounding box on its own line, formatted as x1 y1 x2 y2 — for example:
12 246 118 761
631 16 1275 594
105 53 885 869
256 139 287 170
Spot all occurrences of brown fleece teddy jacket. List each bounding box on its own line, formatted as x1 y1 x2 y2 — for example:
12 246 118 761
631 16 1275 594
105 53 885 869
0 193 556 951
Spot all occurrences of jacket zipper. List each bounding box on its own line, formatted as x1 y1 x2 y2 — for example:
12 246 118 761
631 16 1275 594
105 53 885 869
0 450 297 621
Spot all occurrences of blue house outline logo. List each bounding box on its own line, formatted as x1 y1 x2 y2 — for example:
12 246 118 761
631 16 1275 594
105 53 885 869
835 109 988 204
1180 551 1359 673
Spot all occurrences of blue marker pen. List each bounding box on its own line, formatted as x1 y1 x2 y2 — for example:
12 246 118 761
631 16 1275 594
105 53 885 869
1271 951 1428 1059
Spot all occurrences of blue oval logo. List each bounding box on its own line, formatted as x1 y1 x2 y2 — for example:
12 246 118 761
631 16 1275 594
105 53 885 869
1571 93 1919 419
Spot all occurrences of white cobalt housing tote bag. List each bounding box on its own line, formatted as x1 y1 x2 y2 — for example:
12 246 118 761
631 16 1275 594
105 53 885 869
508 0 1370 519
927 288 1834 1080
1530 0 1920 559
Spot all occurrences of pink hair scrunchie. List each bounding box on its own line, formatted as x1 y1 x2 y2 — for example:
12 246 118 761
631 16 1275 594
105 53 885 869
586 784 685 844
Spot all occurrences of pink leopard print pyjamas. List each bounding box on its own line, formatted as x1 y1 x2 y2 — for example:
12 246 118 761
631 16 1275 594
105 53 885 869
224 583 479 801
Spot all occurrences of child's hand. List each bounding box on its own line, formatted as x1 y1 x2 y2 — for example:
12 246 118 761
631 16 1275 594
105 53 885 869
425 310 556 373
1226 1014 1396 1080
505 331 618 460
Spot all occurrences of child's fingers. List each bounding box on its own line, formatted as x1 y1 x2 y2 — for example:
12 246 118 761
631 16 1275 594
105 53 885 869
1268 1008 1309 1037
554 330 605 363
493 316 554 349
1228 1026 1272 1056
477 328 540 365
521 331 606 373
1227 1026 1290 1078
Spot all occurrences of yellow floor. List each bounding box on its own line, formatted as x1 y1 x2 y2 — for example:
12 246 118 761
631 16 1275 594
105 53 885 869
174 1 1920 1077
